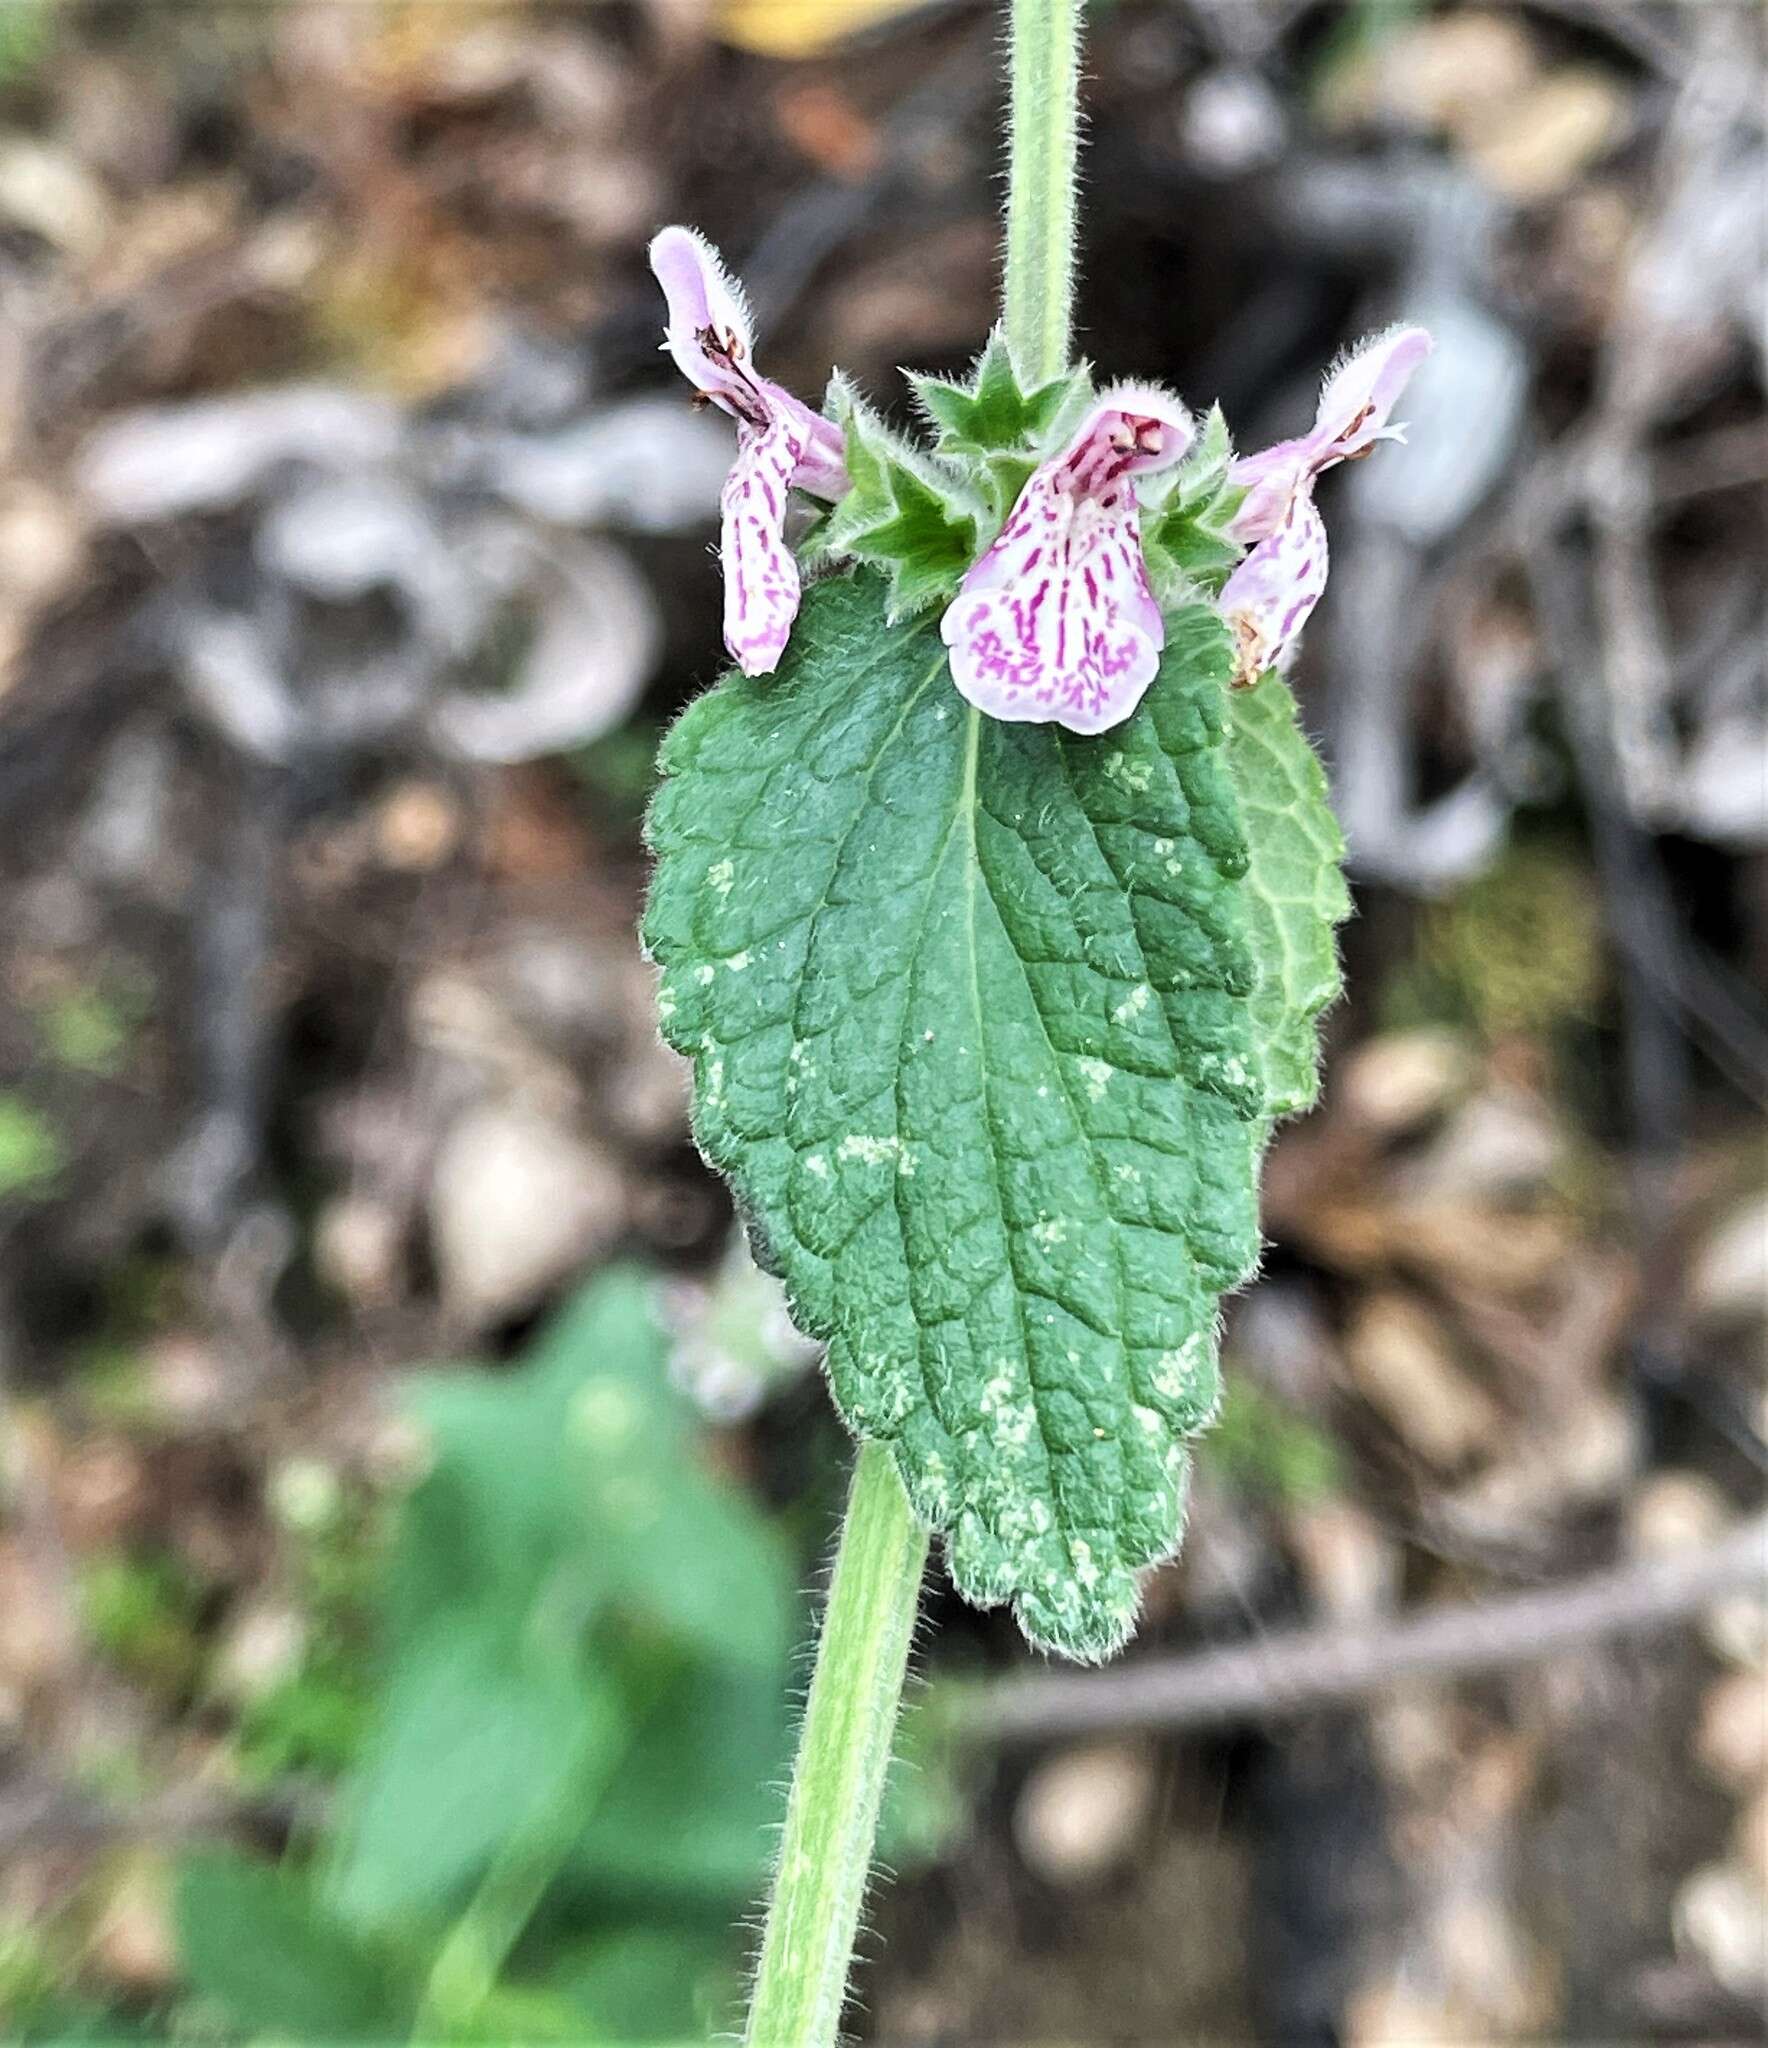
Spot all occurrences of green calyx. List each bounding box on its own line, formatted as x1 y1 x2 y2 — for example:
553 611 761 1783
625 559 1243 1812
811 344 1251 636
818 378 983 621
911 327 1092 521
814 334 1095 619
1141 404 1249 599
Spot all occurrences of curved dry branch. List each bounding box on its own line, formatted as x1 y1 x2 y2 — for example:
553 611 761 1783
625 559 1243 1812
969 1513 1768 1741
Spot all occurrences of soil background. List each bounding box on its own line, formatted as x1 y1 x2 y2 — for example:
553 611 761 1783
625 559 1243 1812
0 3 1763 2042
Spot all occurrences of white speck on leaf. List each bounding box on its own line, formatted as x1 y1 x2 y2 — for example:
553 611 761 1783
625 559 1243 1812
836 1133 902 1168
1077 1057 1114 1100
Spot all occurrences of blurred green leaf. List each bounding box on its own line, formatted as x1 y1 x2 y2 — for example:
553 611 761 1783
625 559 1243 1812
391 1266 793 1674
77 1550 202 1694
234 1664 372 1782
571 721 666 821
1208 1379 1341 1507
175 1851 417 2036
326 1266 796 1927
1424 839 1606 1041
324 1628 622 1926
0 0 51 86
11 2000 159 2045
32 980 146 1077
179 1266 817 2032
0 1095 63 1198
551 1923 735 2039
571 1655 793 1905
881 1684 968 1868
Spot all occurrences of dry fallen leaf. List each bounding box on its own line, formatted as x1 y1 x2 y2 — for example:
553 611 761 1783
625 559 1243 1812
716 0 928 60
1626 1470 1735 1561
1013 1741 1159 1887
1686 1190 1768 1328
1333 1027 1478 1139
1675 1861 1768 1998
1323 9 1537 138
429 1096 627 1325
1467 70 1628 205
1285 1497 1399 1622
1346 1291 1505 1471
1695 1670 1768 1790
774 80 884 180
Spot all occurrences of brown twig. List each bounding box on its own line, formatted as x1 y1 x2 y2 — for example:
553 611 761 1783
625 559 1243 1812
1653 420 1768 506
965 1513 1767 1742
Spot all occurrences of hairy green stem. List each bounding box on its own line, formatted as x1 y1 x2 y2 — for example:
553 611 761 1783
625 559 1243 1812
1003 0 1083 386
742 1443 928 2046
740 8 1084 2039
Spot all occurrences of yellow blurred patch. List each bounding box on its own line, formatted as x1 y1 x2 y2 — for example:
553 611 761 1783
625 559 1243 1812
716 0 922 61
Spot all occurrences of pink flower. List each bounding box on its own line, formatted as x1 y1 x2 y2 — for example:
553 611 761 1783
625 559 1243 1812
939 387 1193 735
1219 324 1432 683
649 226 849 677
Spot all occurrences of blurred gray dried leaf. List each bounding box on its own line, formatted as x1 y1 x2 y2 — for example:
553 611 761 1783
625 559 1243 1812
1180 69 1287 179
75 374 714 777
485 396 734 532
428 1096 626 1326
1612 143 1768 418
77 386 402 523
257 475 477 656
1677 718 1768 848
431 535 660 764
1345 294 1528 546
176 612 301 763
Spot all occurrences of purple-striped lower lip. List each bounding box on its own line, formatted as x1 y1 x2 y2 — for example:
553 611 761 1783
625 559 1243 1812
941 452 1167 733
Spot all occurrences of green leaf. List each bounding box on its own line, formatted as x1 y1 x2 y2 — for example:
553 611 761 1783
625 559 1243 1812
551 1925 734 2041
569 1655 795 1903
386 1268 792 1679
176 1851 416 2036
0 0 51 87
1143 405 1247 595
1208 1377 1341 1506
1226 672 1351 1121
323 1629 620 1925
0 1094 63 1198
451 1982 602 2042
329 1266 795 1923
11 2000 158 2045
822 382 981 620
645 572 1264 1659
